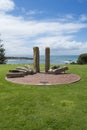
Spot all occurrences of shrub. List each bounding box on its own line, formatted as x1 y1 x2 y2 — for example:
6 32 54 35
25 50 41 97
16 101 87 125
0 36 6 64
70 61 77 64
0 43 6 64
77 53 87 64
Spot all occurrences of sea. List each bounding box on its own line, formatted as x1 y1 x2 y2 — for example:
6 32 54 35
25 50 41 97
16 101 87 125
7 55 79 65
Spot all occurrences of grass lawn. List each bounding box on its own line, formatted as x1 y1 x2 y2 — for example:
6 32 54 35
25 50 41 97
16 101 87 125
0 64 87 130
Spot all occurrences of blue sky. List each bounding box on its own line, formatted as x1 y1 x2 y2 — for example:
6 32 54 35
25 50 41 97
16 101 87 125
0 0 87 56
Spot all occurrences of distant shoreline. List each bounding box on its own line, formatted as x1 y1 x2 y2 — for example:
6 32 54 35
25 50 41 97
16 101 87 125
6 56 33 60
6 55 78 64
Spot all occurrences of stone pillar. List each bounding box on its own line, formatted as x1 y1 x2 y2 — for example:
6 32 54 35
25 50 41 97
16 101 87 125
33 47 40 73
45 47 50 72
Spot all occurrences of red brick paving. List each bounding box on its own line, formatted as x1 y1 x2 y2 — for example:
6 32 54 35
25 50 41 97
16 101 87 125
6 72 80 85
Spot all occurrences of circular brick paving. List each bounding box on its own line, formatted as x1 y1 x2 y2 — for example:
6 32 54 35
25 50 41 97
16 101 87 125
6 72 80 85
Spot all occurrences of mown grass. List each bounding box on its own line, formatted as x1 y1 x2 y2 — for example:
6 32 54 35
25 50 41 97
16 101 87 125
0 64 87 130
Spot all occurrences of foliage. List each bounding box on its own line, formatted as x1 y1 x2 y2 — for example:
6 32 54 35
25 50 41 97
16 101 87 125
0 64 87 130
77 53 87 64
70 61 77 64
0 39 6 64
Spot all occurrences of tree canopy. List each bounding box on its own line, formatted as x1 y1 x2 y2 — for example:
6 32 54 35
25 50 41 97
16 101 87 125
77 53 87 64
0 39 6 64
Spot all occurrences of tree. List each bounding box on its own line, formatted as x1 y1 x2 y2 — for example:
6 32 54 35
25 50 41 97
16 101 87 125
0 39 6 64
77 53 87 64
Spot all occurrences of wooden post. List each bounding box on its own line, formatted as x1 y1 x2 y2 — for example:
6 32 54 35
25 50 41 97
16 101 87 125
33 47 40 72
45 47 50 72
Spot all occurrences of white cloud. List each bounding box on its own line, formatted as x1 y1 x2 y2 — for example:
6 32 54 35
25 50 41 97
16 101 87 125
0 13 86 36
26 10 44 15
57 14 74 22
34 35 87 55
0 7 87 55
0 0 15 12
79 14 87 22
34 35 73 48
5 41 33 56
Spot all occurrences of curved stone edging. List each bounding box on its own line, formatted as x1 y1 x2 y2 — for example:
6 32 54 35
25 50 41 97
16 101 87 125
6 73 81 85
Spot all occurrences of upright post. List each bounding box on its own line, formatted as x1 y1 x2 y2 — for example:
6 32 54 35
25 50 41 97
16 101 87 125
45 47 50 72
33 47 40 72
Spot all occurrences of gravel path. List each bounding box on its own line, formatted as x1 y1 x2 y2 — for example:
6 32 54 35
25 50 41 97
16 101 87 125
6 72 80 85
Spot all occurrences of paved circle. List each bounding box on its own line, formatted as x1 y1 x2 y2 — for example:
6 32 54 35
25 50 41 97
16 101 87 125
6 73 80 85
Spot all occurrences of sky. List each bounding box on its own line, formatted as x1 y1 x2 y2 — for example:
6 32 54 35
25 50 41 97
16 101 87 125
0 0 87 56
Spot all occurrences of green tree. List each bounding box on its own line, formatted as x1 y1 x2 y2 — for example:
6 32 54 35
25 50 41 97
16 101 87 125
77 53 87 64
0 39 6 64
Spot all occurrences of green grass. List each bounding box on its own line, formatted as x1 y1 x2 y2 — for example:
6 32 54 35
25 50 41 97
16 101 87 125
0 64 87 130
